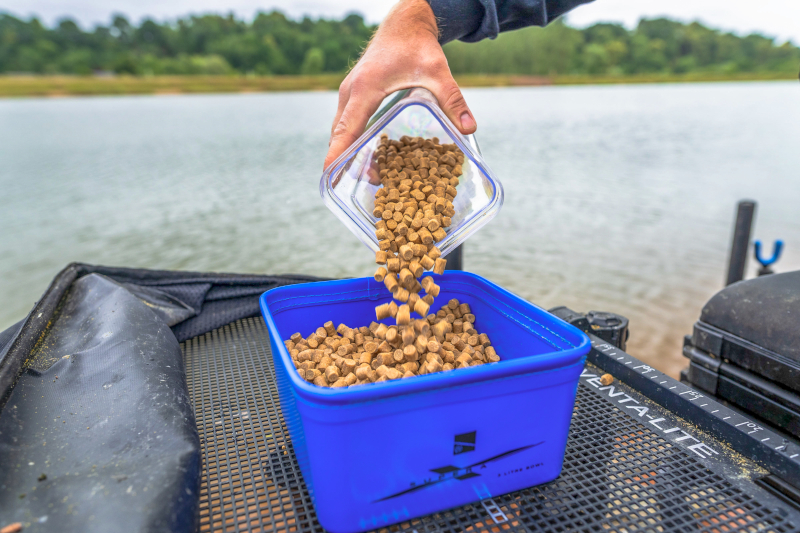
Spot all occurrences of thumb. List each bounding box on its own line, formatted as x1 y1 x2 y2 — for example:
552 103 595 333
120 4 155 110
431 75 477 136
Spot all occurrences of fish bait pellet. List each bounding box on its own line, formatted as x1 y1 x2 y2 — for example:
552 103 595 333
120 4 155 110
284 299 499 388
371 135 463 320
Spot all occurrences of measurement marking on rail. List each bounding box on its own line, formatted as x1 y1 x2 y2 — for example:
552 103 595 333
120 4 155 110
669 386 677 389
481 498 508 524
625 361 632 365
660 381 667 384
791 454 799 459
651 375 658 379
700 404 708 407
711 410 719 413
617 357 624 360
723 416 731 420
761 438 770 442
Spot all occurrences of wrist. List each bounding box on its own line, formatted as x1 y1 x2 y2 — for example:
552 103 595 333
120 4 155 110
384 0 438 40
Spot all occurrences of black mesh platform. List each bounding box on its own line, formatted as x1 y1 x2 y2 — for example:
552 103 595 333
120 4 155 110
182 318 800 533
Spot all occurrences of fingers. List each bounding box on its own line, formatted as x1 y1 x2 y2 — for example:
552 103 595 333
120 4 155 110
323 86 385 170
430 74 477 136
330 74 352 140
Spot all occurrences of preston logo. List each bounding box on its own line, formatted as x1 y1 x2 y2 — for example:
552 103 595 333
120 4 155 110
373 431 543 502
453 431 476 455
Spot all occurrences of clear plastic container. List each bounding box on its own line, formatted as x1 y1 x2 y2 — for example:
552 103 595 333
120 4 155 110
319 88 503 259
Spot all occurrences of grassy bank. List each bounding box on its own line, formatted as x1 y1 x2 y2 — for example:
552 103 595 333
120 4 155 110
461 71 797 87
0 72 795 98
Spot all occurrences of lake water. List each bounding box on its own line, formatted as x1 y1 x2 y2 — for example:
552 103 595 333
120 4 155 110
1 82 798 377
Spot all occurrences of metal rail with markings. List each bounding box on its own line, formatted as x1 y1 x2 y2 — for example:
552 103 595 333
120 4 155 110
585 333 800 487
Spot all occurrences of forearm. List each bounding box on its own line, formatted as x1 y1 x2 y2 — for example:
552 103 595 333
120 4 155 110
429 0 594 44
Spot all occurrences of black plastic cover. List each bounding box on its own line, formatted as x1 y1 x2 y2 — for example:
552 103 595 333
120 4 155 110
700 271 800 362
718 365 800 438
0 263 325 532
0 274 200 531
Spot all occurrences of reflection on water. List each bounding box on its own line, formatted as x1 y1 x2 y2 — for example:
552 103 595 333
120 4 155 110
1 82 798 377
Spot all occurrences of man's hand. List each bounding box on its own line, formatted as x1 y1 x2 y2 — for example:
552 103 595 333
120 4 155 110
323 0 477 169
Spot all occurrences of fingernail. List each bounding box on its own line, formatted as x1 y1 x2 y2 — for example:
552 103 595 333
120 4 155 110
460 112 475 131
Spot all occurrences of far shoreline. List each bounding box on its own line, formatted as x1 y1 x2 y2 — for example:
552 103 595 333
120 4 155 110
0 72 795 98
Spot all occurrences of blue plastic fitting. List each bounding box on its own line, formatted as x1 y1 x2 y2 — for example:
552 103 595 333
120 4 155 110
754 240 784 267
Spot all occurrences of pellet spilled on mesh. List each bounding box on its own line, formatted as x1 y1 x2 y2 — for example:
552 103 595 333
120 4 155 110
284 299 500 388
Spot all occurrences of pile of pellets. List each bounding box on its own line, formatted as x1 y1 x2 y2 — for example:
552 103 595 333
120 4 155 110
285 135 501 387
284 299 499 387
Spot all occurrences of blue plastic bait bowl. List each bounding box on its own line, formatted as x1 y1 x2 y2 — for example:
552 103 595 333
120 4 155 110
260 272 590 533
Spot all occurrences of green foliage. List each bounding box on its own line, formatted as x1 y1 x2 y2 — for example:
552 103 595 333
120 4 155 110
443 17 799 76
0 10 372 75
137 53 234 75
445 20 583 75
301 47 325 74
0 11 796 77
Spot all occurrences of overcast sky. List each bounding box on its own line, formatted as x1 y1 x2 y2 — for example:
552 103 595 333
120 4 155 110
3 0 799 44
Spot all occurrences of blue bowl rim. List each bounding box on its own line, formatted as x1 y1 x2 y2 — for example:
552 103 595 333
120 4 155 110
259 271 590 407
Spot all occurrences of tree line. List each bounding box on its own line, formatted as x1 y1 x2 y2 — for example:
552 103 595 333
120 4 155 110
0 11 797 77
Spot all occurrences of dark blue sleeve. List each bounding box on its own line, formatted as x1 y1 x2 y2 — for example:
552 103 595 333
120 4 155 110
429 0 594 44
